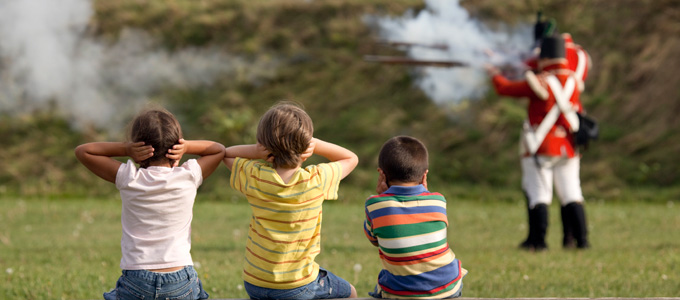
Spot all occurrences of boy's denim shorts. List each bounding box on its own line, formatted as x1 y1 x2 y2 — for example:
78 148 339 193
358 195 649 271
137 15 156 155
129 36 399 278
244 267 352 300
369 281 463 299
103 265 209 300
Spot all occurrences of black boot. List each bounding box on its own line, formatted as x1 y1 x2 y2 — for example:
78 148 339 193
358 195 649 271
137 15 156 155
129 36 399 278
561 205 576 248
519 213 536 250
565 202 590 249
532 204 549 251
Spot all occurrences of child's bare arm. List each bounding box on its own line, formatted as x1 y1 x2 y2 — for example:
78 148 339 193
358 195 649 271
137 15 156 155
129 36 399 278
168 139 225 179
223 144 270 170
310 138 358 179
74 142 135 183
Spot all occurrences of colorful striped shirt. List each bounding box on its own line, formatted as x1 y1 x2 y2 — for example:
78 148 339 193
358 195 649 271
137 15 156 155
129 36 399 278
230 157 342 289
364 185 467 299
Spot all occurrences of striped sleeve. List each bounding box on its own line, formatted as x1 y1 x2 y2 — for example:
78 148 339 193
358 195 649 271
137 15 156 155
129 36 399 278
364 206 379 246
313 162 342 200
230 157 255 194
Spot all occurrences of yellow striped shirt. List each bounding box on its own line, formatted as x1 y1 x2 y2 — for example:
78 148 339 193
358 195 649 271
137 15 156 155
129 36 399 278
230 158 342 289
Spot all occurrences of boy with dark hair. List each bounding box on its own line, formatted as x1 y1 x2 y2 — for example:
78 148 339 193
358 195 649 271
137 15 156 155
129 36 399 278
223 102 359 300
364 136 467 299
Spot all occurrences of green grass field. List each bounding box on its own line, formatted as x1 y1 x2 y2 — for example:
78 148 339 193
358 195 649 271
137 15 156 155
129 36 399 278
1 188 679 299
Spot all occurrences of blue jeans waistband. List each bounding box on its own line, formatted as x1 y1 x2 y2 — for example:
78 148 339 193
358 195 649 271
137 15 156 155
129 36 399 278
121 266 195 284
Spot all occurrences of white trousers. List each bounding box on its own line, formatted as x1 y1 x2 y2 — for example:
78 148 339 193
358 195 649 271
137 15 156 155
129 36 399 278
521 155 584 209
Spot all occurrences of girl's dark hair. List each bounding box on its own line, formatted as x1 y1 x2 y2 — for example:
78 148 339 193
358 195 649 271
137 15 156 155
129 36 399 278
378 136 429 184
129 109 182 168
257 102 313 169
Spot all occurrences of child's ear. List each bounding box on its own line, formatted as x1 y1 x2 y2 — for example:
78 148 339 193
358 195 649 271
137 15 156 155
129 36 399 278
377 168 387 184
421 170 429 189
376 168 389 194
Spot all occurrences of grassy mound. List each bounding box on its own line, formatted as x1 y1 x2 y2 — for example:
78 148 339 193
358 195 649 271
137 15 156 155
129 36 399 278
2 0 679 197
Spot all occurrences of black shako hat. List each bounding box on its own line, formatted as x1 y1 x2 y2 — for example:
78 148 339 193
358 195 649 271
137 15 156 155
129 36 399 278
534 11 557 42
534 22 547 41
534 11 545 41
540 36 565 59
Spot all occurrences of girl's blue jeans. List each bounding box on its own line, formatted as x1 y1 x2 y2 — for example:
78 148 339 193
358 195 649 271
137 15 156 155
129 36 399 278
103 265 209 300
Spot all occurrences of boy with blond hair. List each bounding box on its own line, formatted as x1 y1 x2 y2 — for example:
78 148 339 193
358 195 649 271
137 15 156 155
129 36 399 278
223 102 359 299
364 136 467 299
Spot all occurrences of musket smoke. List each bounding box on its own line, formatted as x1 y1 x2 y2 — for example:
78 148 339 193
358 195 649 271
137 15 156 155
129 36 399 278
372 0 531 105
0 0 273 130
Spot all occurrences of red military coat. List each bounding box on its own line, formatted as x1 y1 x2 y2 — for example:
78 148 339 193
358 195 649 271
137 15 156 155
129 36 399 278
563 33 591 85
491 59 583 158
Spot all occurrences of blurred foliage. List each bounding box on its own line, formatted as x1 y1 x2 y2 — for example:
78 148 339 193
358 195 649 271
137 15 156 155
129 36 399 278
2 0 680 198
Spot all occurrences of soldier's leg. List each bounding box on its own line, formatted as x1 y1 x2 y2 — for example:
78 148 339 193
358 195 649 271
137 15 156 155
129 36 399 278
521 156 553 251
565 202 589 248
531 203 549 251
557 157 577 248
560 204 575 248
554 156 589 249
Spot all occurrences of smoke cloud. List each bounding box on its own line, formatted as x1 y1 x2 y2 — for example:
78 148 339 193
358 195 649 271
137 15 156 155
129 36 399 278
0 0 274 130
373 0 532 105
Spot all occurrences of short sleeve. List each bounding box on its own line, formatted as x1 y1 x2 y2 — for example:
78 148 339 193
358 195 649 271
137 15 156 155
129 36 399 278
314 162 342 200
179 159 203 187
115 160 136 190
230 157 252 194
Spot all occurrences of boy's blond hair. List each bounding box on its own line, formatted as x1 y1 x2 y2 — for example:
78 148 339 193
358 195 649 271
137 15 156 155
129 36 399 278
257 102 313 168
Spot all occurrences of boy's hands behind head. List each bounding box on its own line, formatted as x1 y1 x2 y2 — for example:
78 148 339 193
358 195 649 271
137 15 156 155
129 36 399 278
300 138 316 163
262 139 315 166
167 139 186 167
255 143 274 162
127 142 153 164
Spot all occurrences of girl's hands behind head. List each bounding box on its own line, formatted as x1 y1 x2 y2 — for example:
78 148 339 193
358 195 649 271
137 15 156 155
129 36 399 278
167 139 186 167
127 142 154 163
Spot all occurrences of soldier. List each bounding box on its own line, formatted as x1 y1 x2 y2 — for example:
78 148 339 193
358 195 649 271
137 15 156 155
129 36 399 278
486 36 590 251
524 14 594 249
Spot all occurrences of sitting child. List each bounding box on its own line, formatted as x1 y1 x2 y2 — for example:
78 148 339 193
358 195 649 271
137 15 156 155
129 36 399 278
364 136 467 299
223 102 359 299
75 108 224 300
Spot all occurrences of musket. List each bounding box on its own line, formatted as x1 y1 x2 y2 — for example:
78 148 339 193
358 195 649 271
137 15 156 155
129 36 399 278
363 55 467 68
377 40 449 51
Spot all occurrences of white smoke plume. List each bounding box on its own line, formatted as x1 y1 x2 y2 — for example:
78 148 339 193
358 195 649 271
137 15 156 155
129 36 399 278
0 0 274 130
373 0 532 105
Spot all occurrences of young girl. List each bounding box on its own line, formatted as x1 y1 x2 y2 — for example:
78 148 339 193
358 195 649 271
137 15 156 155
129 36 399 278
75 108 224 300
